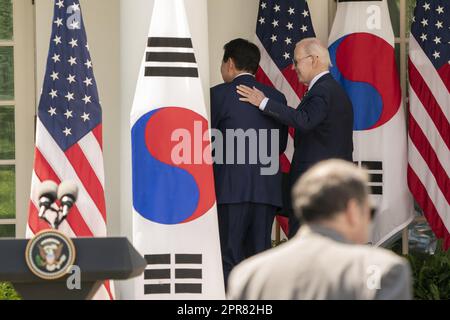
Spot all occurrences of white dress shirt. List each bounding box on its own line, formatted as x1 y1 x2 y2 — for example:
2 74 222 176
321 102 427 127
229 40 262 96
234 72 255 80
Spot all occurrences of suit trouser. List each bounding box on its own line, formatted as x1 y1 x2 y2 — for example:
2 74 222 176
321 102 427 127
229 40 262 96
217 202 277 288
287 164 312 238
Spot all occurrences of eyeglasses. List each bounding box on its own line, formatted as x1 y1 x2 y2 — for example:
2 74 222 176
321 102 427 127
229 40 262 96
292 55 313 67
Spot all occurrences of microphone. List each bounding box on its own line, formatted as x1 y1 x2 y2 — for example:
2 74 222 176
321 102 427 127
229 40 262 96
57 180 79 220
37 181 58 218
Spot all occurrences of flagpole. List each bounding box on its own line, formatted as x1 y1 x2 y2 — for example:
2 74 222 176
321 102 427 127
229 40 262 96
328 0 337 35
32 0 38 141
275 220 280 244
402 228 409 255
399 0 410 256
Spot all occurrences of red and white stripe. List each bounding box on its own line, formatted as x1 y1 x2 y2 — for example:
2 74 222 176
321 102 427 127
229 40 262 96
27 119 115 299
408 35 450 250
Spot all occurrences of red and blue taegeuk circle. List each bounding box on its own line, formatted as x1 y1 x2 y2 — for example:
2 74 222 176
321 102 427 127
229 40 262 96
329 32 401 131
131 107 215 225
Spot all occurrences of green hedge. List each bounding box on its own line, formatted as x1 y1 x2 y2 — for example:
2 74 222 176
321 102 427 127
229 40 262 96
0 282 21 300
407 242 450 300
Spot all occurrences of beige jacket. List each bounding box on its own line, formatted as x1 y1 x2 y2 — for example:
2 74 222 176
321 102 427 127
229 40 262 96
227 225 412 300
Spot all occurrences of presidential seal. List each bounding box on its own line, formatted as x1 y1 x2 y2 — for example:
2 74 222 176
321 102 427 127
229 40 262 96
25 230 76 280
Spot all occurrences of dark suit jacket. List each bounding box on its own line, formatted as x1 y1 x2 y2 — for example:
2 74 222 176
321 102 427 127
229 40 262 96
264 73 354 187
211 74 288 208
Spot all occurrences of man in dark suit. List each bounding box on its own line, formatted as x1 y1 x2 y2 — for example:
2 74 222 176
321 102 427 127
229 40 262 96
237 38 354 238
211 39 288 285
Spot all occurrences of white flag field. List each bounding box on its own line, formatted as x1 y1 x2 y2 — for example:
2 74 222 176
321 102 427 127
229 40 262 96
328 0 414 245
130 0 225 299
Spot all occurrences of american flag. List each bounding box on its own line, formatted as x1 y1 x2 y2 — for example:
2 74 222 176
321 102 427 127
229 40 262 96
254 0 315 235
27 0 114 298
408 0 450 250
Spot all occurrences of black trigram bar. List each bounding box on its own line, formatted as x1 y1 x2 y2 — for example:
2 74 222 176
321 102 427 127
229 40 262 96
146 52 196 63
361 161 383 171
175 254 202 264
146 37 198 78
144 269 171 280
145 67 198 78
175 283 202 294
355 161 383 195
144 284 170 295
370 186 383 195
145 254 171 265
148 37 193 48
369 173 383 183
175 269 202 279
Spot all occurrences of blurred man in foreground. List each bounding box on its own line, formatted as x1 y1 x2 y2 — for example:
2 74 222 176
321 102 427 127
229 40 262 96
227 160 412 300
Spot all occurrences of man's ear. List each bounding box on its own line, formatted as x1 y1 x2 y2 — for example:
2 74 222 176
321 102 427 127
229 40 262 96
312 55 319 68
345 199 360 227
228 58 236 71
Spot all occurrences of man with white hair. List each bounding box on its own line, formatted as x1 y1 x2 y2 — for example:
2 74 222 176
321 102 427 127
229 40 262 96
237 38 354 238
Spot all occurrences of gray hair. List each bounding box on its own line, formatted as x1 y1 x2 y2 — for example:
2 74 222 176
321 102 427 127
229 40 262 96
297 38 333 68
292 160 369 223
